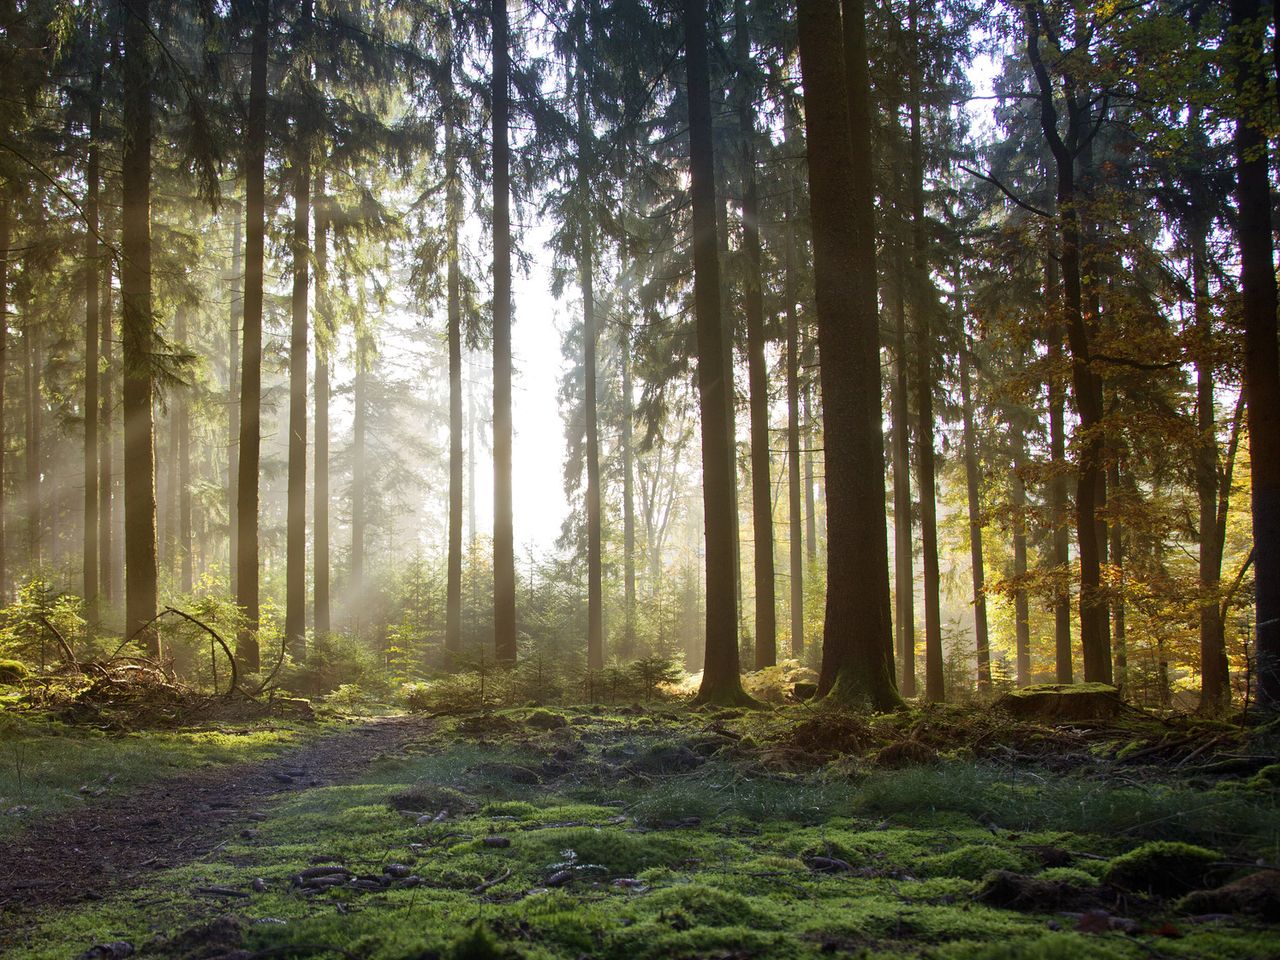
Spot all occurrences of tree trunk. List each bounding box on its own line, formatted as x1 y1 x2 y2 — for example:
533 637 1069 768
24 313 40 568
313 173 330 637
959 334 990 691
798 0 899 710
176 308 193 593
620 324 637 660
0 197 7 598
1012 421 1031 686
492 0 517 666
915 304 944 700
285 152 309 659
1045 242 1072 682
235 0 270 671
84 61 102 622
1109 459 1125 685
785 208 805 660
1025 5 1110 683
352 353 367 588
687 0 750 706
890 261 917 697
803 376 817 562
444 112 463 667
100 250 114 606
227 206 241 596
1232 0 1280 710
122 0 159 653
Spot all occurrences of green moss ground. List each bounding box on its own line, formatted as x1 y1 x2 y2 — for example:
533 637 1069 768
4 707 1279 958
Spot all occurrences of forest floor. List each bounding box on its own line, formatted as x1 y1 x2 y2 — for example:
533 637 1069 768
1 702 1279 959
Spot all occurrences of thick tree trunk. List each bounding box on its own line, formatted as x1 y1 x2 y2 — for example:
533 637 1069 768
285 153 309 658
313 173 330 637
492 0 517 666
227 207 241 596
798 0 899 709
1232 0 1280 710
236 0 270 672
176 308 193 593
1045 244 1072 682
785 214 804 659
687 0 750 706
444 116 463 667
122 0 159 654
959 335 990 691
84 66 102 622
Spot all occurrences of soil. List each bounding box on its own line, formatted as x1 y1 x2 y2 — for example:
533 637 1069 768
0 716 432 934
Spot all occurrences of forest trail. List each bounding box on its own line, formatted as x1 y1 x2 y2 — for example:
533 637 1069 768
0 716 432 930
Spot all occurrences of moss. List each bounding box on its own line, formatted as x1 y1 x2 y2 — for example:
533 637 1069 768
918 843 1027 880
1037 867 1098 887
635 885 772 928
1103 841 1222 896
0 659 31 684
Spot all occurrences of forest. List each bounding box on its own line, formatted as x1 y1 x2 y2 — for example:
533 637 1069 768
0 0 1279 957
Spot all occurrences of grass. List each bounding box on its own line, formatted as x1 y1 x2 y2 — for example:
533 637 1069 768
2 706 1279 959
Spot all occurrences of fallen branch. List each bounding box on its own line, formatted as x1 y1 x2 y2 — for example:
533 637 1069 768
162 607 242 700
37 615 79 672
472 868 512 895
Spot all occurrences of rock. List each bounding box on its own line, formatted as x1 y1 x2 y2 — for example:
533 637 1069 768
791 682 818 701
383 863 413 879
1103 842 1223 897
873 740 939 768
1178 871 1280 921
270 697 316 720
80 943 134 960
526 710 568 730
994 683 1122 723
251 877 268 893
546 869 573 887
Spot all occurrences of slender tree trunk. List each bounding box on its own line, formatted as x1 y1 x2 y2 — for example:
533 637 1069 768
84 64 102 622
785 210 804 659
491 0 517 666
162 384 177 579
1025 7 1110 683
687 0 749 706
236 0 270 671
285 152 310 658
620 325 637 660
227 207 241 595
176 307 193 593
1109 459 1125 686
352 355 367 588
890 254 916 697
1012 420 1031 686
798 0 898 709
803 376 817 562
1232 0 1280 710
313 173 330 637
24 314 40 568
122 0 158 653
444 114 463 667
959 335 990 691
100 252 114 605
0 198 7 598
1045 242 1072 682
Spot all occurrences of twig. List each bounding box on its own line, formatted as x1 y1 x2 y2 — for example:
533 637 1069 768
472 868 512 895
36 616 79 672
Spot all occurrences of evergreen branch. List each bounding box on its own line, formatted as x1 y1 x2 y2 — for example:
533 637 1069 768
958 165 1052 218
0 138 122 260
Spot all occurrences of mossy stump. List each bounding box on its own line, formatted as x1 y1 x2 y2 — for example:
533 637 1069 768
994 682 1122 723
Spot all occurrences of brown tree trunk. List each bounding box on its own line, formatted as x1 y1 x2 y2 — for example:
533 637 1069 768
285 152 310 658
492 0 517 666
444 113 463 666
803 376 817 562
24 312 40 568
620 324 637 660
785 209 804 659
798 0 899 709
122 0 159 653
176 307 193 593
236 0 270 672
99 250 114 606
959 334 990 691
0 197 7 598
84 60 102 622
890 254 916 697
1012 416 1031 686
1045 242 1073 682
687 0 750 706
313 174 330 637
351 352 367 589
1232 0 1280 710
227 206 241 596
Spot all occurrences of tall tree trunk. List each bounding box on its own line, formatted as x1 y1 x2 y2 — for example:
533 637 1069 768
890 260 917 697
84 60 102 622
24 314 40 567
444 113 463 667
785 209 804 659
959 334 990 691
491 0 517 666
176 307 193 593
577 73 604 673
1012 419 1031 686
687 0 750 706
285 152 310 658
99 251 114 605
313 173 330 637
620 324 637 660
227 207 241 596
351 353 367 588
1025 5 1110 683
236 0 270 671
734 0 776 670
1109 459 1125 685
1232 0 1280 710
798 0 899 709
1045 242 1072 682
122 0 158 653
0 197 7 598
803 376 817 562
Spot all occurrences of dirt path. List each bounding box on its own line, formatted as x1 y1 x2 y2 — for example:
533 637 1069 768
0 716 432 930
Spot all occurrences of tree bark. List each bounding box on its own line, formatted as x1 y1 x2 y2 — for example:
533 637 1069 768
785 208 804 660
492 0 517 666
236 0 270 671
227 205 241 597
803 376 817 562
1012 417 1031 686
122 0 159 654
176 307 193 593
444 110 463 667
24 312 40 568
620 323 637 660
0 197 7 598
313 173 330 637
687 0 750 706
959 334 990 691
1045 241 1072 682
352 349 367 588
890 253 916 697
798 0 899 709
285 152 310 658
100 247 114 605
84 56 102 622
1232 0 1280 710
